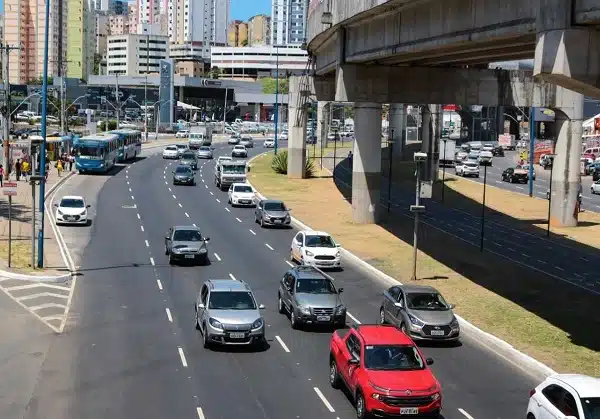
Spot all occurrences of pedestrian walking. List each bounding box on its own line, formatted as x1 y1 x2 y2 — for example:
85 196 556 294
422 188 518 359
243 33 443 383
0 165 4 187
22 160 30 182
15 159 21 181
348 150 353 167
45 162 50 181
56 159 64 177
68 154 74 172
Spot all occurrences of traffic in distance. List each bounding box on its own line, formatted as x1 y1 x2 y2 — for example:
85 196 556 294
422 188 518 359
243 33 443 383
55 127 600 419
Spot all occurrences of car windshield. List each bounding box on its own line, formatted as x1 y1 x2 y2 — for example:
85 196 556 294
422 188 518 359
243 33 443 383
406 292 450 310
175 167 192 174
173 229 202 241
296 277 336 294
364 345 425 371
223 165 246 174
234 146 245 150
166 146 177 150
209 291 257 310
581 398 600 419
305 235 336 248
264 201 286 211
465 163 478 168
176 145 187 149
182 153 196 159
60 198 84 208
234 185 253 193
200 147 211 151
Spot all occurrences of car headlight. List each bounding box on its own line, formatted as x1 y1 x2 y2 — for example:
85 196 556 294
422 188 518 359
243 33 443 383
209 318 223 330
408 314 425 327
251 318 264 330
335 251 341 258
297 305 311 315
431 392 441 401
450 317 459 329
199 247 207 253
57 209 63 216
172 248 182 254
335 305 346 315
305 250 314 257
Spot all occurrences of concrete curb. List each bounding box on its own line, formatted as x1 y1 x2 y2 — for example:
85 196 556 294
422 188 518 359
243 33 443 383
247 152 557 380
0 171 76 283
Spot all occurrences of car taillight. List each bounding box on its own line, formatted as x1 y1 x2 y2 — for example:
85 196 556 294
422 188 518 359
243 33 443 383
529 389 536 397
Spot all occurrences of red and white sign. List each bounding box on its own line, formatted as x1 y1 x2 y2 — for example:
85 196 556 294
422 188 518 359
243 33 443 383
2 182 17 196
443 104 459 112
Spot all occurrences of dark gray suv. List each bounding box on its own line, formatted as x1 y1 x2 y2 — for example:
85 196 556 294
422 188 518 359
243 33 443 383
277 266 346 329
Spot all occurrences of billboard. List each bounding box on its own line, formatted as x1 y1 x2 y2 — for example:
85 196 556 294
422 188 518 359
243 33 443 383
159 59 174 126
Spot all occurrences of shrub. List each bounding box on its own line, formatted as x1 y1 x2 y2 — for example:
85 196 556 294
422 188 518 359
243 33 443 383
270 150 315 178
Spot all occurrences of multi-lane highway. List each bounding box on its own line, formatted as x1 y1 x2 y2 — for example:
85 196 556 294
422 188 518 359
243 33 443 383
12 141 543 419
331 153 600 293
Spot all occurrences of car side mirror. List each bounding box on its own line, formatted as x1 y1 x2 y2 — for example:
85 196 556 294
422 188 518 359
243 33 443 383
336 244 341 248
259 304 265 309
165 235 170 240
204 237 210 242
197 303 205 309
338 288 344 293
287 208 292 211
54 203 58 207
348 358 360 365
86 204 91 208
394 301 403 308
247 166 251 172
448 303 455 309
426 358 434 366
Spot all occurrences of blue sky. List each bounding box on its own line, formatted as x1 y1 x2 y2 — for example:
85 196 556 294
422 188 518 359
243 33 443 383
230 0 271 21
0 0 270 21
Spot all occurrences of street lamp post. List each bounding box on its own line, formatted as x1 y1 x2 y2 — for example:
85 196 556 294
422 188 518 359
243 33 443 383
441 138 447 202
480 163 488 251
274 44 280 155
546 153 556 237
388 129 394 212
528 107 536 197
410 152 427 280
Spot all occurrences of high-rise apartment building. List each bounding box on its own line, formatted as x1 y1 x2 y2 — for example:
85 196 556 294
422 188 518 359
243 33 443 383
168 0 228 46
271 0 308 46
228 20 248 47
96 13 110 55
106 33 169 76
4 0 68 83
248 14 271 46
135 0 159 28
109 14 129 35
67 0 95 80
128 3 138 32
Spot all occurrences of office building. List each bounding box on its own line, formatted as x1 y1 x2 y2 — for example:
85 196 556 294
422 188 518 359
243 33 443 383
271 0 308 46
211 45 308 79
67 0 95 80
4 0 68 83
106 33 169 76
228 20 248 47
248 14 270 46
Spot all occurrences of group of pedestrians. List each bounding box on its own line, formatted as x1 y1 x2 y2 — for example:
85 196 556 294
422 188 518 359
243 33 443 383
55 152 75 177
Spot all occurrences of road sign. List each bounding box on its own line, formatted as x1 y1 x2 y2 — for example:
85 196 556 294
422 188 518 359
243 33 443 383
419 181 433 198
2 181 17 196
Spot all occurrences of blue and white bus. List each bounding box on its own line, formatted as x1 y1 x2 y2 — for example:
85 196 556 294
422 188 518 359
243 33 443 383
74 133 121 174
111 129 142 162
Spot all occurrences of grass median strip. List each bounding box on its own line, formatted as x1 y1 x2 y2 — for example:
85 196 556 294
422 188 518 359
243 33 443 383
249 150 600 375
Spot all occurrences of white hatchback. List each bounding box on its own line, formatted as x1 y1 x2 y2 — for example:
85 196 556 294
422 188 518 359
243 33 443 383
162 145 179 159
290 230 342 269
526 374 600 419
54 196 90 225
228 183 256 207
591 180 600 194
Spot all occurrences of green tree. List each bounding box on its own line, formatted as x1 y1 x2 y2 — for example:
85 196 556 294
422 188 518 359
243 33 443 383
93 54 103 75
209 67 222 79
241 39 249 47
27 76 54 85
261 77 289 94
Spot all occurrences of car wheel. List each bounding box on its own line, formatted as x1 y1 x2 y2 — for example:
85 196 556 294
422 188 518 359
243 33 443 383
592 188 595 195
195 306 200 330
168 254 174 265
329 360 341 389
260 217 264 228
290 310 300 329
202 325 211 349
526 414 535 419
379 307 386 324
356 391 370 419
278 295 285 314
165 246 169 255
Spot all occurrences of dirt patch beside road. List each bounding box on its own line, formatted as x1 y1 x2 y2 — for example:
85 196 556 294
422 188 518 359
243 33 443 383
249 151 600 375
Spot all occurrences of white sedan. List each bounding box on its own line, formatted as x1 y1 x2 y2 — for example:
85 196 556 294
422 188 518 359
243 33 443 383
591 180 600 194
54 196 90 225
290 230 342 269
263 138 275 148
232 145 248 158
162 145 179 159
228 183 256 207
175 130 189 138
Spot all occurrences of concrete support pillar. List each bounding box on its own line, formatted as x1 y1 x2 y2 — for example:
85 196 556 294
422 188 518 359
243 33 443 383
316 101 330 147
550 87 584 227
352 102 382 224
255 103 261 122
287 76 308 178
388 104 406 158
419 105 441 182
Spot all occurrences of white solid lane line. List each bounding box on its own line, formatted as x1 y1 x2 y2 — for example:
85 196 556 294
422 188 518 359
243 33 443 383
214 253 221 261
137 213 141 219
249 229 256 235
265 243 274 251
347 312 361 324
285 260 294 267
185 212 190 217
150 257 155 266
196 407 206 419
313 387 335 412
178 347 188 367
225 207 230 212
145 240 149 247
275 335 290 353
229 273 236 281
458 408 475 419
236 217 242 223
165 308 173 322
156 279 163 290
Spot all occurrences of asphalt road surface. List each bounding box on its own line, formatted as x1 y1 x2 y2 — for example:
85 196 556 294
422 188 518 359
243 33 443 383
449 150 600 212
10 141 543 419
332 156 600 294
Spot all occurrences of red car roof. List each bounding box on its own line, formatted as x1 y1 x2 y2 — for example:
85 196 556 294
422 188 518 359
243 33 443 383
355 325 414 345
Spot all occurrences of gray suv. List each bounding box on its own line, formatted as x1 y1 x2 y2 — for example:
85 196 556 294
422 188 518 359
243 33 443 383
278 266 346 329
379 284 460 342
195 279 266 349
165 225 209 265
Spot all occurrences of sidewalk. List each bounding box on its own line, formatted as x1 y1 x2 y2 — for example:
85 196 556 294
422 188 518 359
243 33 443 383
0 168 70 275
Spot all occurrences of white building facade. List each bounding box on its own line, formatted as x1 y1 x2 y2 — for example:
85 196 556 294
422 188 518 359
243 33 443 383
106 33 169 76
271 0 308 46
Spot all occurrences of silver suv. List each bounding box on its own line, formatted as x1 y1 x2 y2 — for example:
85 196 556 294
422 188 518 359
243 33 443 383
195 279 266 349
278 266 346 329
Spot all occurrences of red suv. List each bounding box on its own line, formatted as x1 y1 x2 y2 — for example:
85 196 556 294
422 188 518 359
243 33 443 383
329 324 442 418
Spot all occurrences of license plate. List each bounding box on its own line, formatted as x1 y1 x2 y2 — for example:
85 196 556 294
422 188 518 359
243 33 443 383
241 200 250 204
316 316 331 322
184 255 195 259
430 330 445 336
229 332 245 339
400 408 419 415
274 219 281 223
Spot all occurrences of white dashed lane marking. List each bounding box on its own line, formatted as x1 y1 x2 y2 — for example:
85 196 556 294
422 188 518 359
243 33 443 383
229 273 236 281
249 229 256 235
275 335 290 353
265 243 274 251
178 347 188 367
214 253 221 261
165 308 173 322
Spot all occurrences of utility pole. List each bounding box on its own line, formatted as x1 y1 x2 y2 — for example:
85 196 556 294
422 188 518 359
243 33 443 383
1 43 21 179
144 32 149 142
115 73 120 129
